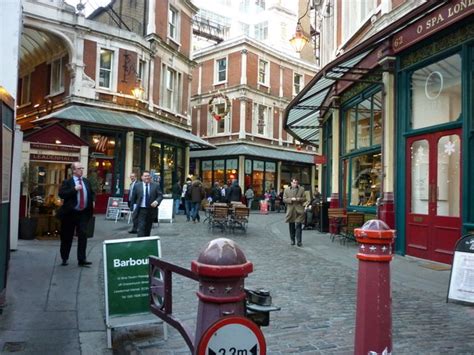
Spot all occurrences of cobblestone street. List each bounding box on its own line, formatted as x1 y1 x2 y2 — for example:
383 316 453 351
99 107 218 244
112 212 474 354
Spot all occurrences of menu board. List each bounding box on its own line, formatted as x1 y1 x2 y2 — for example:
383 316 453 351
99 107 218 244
105 197 124 220
448 234 474 304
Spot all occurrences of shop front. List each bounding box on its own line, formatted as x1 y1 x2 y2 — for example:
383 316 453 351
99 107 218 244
190 143 317 205
21 124 89 238
284 0 473 264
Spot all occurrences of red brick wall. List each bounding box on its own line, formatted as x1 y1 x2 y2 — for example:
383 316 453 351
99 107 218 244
117 49 137 96
191 65 199 95
30 62 49 106
273 108 279 139
182 73 189 115
200 59 214 94
246 52 258 89
231 99 240 133
245 99 253 133
282 67 293 98
200 105 208 136
304 74 313 89
153 56 161 105
228 51 242 86
155 0 168 41
83 39 97 79
270 62 280 96
180 12 192 57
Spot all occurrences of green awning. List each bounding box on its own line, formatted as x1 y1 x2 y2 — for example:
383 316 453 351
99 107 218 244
34 105 215 150
190 143 315 164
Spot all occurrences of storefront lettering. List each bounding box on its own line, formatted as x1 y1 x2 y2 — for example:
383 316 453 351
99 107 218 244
30 143 81 153
95 136 108 153
30 153 79 162
392 0 474 53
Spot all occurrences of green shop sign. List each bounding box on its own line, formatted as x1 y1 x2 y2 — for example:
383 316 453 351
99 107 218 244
103 236 161 317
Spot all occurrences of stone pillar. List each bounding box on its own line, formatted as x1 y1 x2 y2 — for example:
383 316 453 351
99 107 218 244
239 99 246 140
185 146 190 177
378 57 396 228
330 99 340 207
146 0 156 35
277 161 282 192
124 131 134 189
145 137 152 170
238 155 245 189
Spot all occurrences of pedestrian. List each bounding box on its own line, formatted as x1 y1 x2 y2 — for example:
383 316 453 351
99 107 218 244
283 178 306 247
172 180 182 216
245 186 254 209
190 179 205 223
128 172 139 233
228 180 242 202
57 161 95 267
270 187 277 211
211 181 222 203
130 170 163 237
183 178 192 221
221 184 228 203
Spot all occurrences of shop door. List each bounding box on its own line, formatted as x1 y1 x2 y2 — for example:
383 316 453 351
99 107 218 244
92 158 114 214
406 129 462 264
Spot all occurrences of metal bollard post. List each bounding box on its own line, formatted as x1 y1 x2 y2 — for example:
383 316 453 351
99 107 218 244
354 220 396 355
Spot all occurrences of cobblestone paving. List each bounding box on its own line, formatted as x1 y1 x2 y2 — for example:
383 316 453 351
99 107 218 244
113 213 474 354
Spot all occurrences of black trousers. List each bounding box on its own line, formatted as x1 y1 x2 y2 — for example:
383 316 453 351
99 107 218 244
137 207 155 237
60 211 90 262
289 222 302 243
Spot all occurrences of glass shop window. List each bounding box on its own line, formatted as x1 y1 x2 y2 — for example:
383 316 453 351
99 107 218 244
350 152 382 207
214 159 225 186
226 159 238 184
410 54 461 130
162 145 175 194
252 160 264 196
150 142 162 173
202 160 213 189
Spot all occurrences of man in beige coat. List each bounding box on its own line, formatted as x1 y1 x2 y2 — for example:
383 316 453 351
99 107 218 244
283 178 307 246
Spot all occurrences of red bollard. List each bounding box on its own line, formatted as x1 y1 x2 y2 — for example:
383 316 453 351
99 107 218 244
354 220 396 355
191 238 254 350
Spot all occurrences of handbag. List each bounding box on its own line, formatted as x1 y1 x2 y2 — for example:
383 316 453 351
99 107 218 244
85 216 95 238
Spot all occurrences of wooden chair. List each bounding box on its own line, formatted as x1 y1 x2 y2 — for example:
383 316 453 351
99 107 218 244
210 205 229 232
340 212 365 245
229 205 250 233
328 208 346 242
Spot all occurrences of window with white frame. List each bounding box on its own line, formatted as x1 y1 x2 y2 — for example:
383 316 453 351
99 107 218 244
208 103 229 135
99 49 114 89
137 59 147 94
169 6 179 42
215 58 227 83
50 57 65 95
293 73 303 96
341 0 376 42
20 73 31 106
254 21 268 41
161 64 182 112
254 103 272 137
258 59 269 86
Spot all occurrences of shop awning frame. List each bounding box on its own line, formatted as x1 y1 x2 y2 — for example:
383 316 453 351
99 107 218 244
284 0 450 147
34 105 215 150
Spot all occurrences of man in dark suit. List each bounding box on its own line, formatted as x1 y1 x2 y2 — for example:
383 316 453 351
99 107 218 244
130 170 163 237
128 172 139 233
57 162 95 267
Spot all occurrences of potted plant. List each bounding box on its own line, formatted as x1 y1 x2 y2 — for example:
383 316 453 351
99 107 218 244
19 163 38 240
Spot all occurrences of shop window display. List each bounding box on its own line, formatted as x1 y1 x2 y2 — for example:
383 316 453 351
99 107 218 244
252 160 265 195
350 153 381 207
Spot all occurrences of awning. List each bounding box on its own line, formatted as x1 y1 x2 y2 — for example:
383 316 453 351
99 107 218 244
190 143 315 164
284 0 450 146
34 105 215 150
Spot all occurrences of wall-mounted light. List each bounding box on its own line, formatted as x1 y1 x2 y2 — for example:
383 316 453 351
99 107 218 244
55 139 62 144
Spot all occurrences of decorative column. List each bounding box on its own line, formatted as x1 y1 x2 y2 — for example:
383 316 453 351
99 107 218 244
185 146 191 177
239 96 246 140
330 98 340 208
146 0 156 35
378 57 396 228
238 155 245 189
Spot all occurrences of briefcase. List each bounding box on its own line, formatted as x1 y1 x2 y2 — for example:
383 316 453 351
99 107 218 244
86 216 96 238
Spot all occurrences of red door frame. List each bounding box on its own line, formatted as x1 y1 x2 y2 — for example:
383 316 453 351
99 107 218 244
406 129 462 264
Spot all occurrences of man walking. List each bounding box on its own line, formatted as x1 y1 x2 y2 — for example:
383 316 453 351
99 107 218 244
57 162 95 267
128 172 138 233
283 178 306 247
130 171 163 237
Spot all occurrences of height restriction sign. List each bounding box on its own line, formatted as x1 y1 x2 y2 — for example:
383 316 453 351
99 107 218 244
197 316 266 355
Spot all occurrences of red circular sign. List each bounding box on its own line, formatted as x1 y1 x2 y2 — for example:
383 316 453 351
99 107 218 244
197 316 266 355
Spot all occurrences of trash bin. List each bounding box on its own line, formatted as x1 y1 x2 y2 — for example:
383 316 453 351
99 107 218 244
319 201 329 233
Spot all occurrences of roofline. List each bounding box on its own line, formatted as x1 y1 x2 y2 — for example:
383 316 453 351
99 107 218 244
192 35 318 71
283 0 448 143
